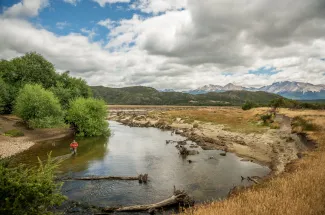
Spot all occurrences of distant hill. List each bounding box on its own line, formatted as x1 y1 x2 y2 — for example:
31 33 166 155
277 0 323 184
187 81 325 100
91 86 282 106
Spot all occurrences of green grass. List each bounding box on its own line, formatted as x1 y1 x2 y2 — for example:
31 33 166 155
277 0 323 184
4 129 24 137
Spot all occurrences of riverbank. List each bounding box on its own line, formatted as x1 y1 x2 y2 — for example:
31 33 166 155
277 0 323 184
179 108 325 215
108 106 306 175
0 115 73 158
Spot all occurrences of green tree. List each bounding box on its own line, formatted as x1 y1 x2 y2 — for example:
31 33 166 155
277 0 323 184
3 52 58 89
242 101 256 110
50 71 92 109
0 155 66 215
0 78 9 113
269 98 285 111
14 84 64 128
66 97 109 137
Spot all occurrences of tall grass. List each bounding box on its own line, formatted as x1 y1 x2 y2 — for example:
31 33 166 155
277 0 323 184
163 107 268 133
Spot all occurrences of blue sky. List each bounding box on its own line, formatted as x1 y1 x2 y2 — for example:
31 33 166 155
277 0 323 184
2 0 137 40
0 0 324 89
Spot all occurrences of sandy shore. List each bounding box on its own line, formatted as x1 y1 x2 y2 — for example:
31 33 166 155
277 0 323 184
108 108 307 175
0 115 73 158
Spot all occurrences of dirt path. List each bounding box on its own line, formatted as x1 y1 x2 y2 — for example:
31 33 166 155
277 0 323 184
108 110 304 175
0 115 73 158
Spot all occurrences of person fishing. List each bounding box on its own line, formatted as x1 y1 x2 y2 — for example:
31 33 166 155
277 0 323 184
70 140 78 154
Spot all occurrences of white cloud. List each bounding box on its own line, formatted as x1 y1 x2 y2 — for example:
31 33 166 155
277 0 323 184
131 0 187 14
56 21 70 29
63 0 81 6
97 18 116 29
92 0 130 7
2 0 49 18
80 28 97 40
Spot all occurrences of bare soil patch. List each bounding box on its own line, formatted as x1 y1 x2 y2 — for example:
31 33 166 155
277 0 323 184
0 115 73 158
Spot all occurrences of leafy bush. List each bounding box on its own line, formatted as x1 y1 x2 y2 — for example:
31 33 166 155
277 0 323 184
260 113 274 125
0 154 66 215
66 97 110 137
292 116 319 132
242 101 256 110
14 84 65 128
0 78 14 114
4 129 24 137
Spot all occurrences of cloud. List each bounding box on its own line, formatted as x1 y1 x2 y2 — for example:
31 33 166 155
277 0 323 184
56 21 70 29
63 0 81 6
131 0 187 14
97 18 116 29
2 0 49 18
1 0 325 90
92 0 130 7
80 28 97 40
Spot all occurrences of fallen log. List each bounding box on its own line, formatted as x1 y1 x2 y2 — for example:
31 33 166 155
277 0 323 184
102 188 194 213
69 174 149 183
247 176 260 184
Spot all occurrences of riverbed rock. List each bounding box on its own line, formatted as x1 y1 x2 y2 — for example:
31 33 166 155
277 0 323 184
175 129 184 134
201 145 215 150
188 150 199 155
190 145 199 148
177 140 187 145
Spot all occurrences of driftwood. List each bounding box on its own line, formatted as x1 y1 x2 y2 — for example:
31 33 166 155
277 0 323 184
102 187 194 213
240 176 261 184
247 176 260 184
70 174 148 183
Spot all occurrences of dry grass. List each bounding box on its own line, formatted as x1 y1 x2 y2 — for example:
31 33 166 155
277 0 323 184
181 108 325 215
163 107 269 133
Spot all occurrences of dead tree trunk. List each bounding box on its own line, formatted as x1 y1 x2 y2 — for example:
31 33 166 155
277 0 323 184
70 174 149 183
102 189 194 213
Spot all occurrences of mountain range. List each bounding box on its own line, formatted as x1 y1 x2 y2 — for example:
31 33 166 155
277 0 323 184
91 86 282 106
184 81 325 100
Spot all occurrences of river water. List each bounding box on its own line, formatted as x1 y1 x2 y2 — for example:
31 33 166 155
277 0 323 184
13 121 270 209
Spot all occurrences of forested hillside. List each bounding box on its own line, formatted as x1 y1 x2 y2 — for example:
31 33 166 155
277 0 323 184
91 86 283 106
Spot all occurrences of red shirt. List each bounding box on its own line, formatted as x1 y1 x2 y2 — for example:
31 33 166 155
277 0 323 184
70 142 78 149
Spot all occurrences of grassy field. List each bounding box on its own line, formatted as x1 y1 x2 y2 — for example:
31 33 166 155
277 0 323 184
163 107 269 133
181 108 325 215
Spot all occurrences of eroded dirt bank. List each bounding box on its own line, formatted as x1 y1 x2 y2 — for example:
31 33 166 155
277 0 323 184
0 115 73 158
108 106 308 175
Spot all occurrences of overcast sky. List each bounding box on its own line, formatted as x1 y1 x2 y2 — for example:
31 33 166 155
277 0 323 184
1 0 325 90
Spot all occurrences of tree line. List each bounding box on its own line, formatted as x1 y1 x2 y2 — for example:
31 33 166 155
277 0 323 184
0 52 109 137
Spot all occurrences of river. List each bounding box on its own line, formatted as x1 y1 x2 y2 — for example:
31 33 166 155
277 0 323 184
13 121 270 211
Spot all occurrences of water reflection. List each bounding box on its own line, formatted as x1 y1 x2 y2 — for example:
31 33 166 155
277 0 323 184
13 121 270 208
12 136 108 173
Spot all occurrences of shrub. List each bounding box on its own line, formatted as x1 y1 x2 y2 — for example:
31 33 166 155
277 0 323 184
242 101 256 110
4 129 24 137
260 113 274 125
0 154 66 215
14 84 64 128
0 78 14 114
66 97 110 137
193 123 199 128
292 116 319 132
